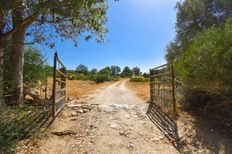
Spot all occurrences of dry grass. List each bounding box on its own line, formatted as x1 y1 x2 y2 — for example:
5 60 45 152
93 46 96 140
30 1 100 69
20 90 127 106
125 81 150 102
46 79 114 99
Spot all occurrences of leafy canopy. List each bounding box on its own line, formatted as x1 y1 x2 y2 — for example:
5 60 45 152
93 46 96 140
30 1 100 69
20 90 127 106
24 47 51 87
1 0 109 47
175 18 232 92
75 64 89 75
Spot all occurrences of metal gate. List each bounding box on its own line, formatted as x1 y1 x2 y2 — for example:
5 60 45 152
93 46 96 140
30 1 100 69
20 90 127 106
52 52 67 117
150 63 177 115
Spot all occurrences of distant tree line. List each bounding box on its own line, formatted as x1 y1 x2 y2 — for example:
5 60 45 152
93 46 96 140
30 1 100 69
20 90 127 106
67 64 149 83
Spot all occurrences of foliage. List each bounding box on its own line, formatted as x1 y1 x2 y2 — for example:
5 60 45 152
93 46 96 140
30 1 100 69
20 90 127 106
68 73 89 81
99 66 111 75
67 66 121 83
75 64 89 75
93 74 112 83
175 18 232 93
130 76 149 82
132 67 141 76
165 41 179 62
111 65 121 76
90 68 98 75
24 48 51 87
0 0 110 47
0 104 44 153
121 66 132 77
166 0 232 60
176 0 232 46
142 72 150 78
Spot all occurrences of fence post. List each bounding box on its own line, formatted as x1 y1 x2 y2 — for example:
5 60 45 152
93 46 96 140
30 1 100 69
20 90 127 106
150 69 155 103
45 73 48 99
52 52 58 118
171 62 176 114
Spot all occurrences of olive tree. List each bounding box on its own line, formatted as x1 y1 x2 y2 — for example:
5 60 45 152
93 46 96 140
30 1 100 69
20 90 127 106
0 0 109 105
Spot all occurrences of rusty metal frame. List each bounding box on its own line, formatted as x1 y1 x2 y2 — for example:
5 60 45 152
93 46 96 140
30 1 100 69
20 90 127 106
150 63 176 115
52 52 67 118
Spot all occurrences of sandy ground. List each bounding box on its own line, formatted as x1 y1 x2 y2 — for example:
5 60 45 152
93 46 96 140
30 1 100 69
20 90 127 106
45 79 114 99
125 81 150 102
20 80 178 154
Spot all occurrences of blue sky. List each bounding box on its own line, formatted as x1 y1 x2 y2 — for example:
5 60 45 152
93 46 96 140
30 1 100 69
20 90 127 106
39 0 178 73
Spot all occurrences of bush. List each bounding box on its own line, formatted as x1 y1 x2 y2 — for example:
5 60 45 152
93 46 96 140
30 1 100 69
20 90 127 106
93 74 112 83
67 73 89 80
24 48 51 88
175 18 232 93
130 76 149 82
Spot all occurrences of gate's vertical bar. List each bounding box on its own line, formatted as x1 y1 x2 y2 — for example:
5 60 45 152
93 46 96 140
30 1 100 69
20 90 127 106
60 67 66 105
52 52 58 118
45 73 48 99
150 69 155 103
171 62 176 114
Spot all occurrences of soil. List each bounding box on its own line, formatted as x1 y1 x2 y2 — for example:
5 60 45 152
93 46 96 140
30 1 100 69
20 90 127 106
17 81 178 154
16 80 232 154
45 79 114 99
125 81 150 102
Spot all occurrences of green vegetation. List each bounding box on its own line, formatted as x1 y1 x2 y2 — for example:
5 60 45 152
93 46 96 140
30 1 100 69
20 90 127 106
0 104 49 153
121 66 133 77
130 76 149 82
24 48 52 88
165 0 232 109
175 19 232 93
0 0 110 105
67 65 147 83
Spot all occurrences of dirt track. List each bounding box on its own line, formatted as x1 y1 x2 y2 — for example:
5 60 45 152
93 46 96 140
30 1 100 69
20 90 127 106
21 81 178 154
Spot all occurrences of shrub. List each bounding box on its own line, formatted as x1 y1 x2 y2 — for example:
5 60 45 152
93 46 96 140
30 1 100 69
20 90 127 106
24 48 51 87
130 76 149 82
175 18 232 93
94 74 111 83
67 73 88 80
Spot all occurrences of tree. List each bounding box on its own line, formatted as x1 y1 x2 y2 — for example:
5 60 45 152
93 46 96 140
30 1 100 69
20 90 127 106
75 64 89 75
175 18 232 93
90 68 98 75
111 65 121 76
121 66 132 77
99 66 111 75
0 0 109 105
143 72 150 78
23 47 50 87
132 67 141 76
165 41 180 62
166 0 232 60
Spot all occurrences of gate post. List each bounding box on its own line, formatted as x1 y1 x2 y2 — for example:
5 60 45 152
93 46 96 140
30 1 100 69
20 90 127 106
150 69 155 103
171 62 176 114
52 52 58 118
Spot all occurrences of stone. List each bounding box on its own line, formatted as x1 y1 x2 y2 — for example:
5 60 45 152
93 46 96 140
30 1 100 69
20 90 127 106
77 109 84 114
124 114 130 119
110 123 118 128
71 111 77 116
98 105 115 112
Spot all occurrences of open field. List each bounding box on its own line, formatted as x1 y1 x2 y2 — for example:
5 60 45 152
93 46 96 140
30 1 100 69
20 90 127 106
125 80 150 102
46 79 115 99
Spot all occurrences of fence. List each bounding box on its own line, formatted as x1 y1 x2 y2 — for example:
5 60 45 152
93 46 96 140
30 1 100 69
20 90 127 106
0 52 67 152
150 63 177 115
52 52 67 118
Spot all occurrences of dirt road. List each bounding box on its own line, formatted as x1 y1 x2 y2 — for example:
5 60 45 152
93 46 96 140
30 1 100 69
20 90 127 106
21 81 178 154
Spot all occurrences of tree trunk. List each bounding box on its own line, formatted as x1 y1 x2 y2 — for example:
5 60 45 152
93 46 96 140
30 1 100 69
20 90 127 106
7 29 26 105
0 32 3 105
6 9 26 105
